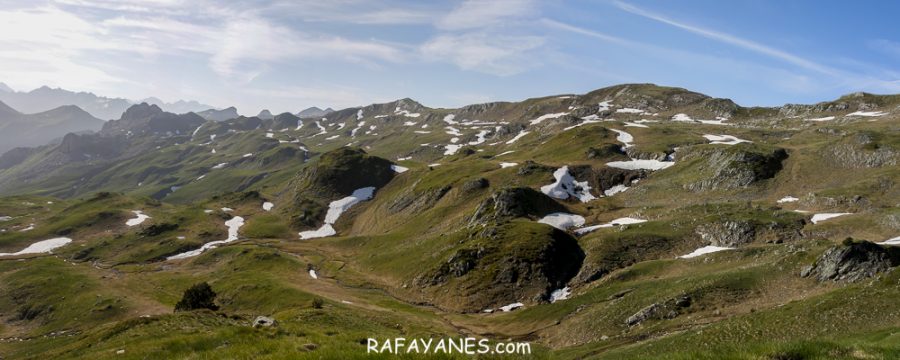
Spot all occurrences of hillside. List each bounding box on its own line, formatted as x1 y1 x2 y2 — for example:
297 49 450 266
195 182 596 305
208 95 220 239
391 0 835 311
0 83 898 359
0 101 104 155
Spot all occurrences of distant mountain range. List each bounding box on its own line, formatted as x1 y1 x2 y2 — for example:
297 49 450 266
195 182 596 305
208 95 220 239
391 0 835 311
296 106 333 118
0 83 215 120
0 99 103 155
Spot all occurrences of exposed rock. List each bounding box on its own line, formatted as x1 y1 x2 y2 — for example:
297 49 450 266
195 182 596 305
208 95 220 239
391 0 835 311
695 221 755 247
822 132 899 168
460 178 489 193
252 316 277 328
388 184 451 214
414 222 584 312
586 144 625 159
679 144 788 191
516 161 553 176
470 187 567 225
801 241 900 282
625 295 692 326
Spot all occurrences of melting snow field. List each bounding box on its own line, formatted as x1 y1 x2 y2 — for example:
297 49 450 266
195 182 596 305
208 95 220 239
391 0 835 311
603 184 629 196
610 129 634 148
529 112 569 125
538 212 585 230
0 237 72 257
703 134 751 145
550 287 571 303
810 213 851 224
671 113 693 122
846 111 887 117
125 210 150 226
390 164 409 173
506 130 530 144
499 302 524 312
575 217 647 235
168 216 245 260
806 116 835 122
607 159 674 171
541 166 596 203
262 202 274 211
777 196 799 204
679 246 734 259
499 162 518 168
299 187 375 240
879 236 900 246
309 269 318 279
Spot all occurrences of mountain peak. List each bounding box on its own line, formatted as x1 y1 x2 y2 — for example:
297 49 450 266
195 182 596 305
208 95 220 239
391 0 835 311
121 102 164 121
0 99 21 117
257 109 274 120
0 82 12 93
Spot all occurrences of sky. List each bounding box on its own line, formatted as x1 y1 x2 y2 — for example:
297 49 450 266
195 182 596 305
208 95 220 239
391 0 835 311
0 0 898 115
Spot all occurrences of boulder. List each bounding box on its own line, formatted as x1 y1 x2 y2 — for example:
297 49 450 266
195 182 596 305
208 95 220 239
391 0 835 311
801 241 900 282
252 316 277 328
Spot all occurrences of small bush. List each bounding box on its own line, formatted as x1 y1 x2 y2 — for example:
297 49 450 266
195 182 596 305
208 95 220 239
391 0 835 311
174 282 219 312
311 297 324 309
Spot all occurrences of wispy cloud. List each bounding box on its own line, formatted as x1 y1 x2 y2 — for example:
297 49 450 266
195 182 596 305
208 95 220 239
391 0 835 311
613 0 840 76
436 0 537 30
421 33 545 76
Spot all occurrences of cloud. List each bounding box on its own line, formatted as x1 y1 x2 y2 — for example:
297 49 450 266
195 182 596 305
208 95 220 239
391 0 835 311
421 33 545 76
437 0 537 30
612 0 840 76
869 39 900 58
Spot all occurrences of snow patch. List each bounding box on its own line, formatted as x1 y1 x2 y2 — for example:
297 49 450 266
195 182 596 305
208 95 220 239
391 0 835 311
671 113 693 122
540 166 596 203
810 213 851 224
603 184 629 196
390 164 409 173
529 112 569 125
0 237 72 257
703 134 751 145
777 196 799 204
499 302 524 312
538 212 585 230
805 116 835 122
878 236 900 246
168 216 245 260
499 162 518 168
299 187 376 239
125 210 150 226
606 159 674 170
610 129 634 148
575 217 647 235
262 202 274 211
505 130 529 144
550 287 571 303
679 246 734 259
846 111 886 117
309 269 318 279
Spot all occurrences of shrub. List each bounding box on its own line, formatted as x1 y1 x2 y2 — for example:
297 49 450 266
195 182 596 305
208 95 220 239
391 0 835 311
174 282 219 312
311 297 324 309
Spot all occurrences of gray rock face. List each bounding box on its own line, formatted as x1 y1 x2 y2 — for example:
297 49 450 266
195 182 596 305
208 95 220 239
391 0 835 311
801 241 900 282
252 316 276 328
822 132 898 169
625 295 691 326
680 144 788 191
469 187 566 225
695 221 756 247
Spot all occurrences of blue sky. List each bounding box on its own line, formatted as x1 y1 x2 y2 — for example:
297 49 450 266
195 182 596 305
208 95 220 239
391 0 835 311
0 0 898 114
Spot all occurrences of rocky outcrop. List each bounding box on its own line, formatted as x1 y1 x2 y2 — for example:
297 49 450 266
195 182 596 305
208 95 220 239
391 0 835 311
822 132 898 169
469 187 567 225
695 221 756 247
801 241 900 282
679 144 788 191
388 184 451 214
414 221 584 312
625 295 692 326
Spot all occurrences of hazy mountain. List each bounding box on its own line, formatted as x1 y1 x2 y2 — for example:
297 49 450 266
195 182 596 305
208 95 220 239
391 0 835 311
0 85 216 120
296 106 333 118
0 100 103 154
257 109 274 120
140 97 215 115
197 106 240 121
0 86 132 120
